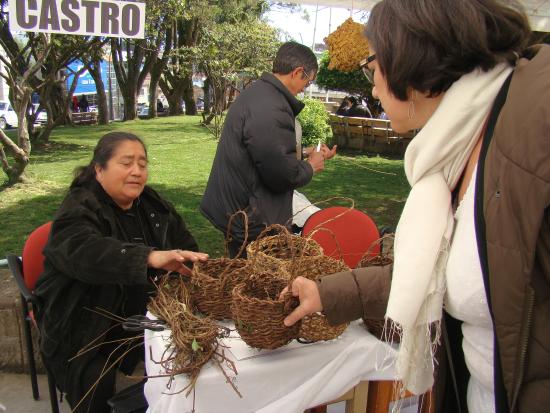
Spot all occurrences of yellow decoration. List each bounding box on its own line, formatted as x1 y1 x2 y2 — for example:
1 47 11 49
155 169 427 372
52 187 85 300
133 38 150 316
324 17 370 72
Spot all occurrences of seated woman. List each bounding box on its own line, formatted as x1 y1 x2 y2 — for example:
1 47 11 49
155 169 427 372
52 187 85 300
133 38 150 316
34 131 208 412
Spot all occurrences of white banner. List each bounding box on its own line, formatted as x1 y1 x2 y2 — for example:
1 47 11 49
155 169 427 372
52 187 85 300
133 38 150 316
9 0 146 39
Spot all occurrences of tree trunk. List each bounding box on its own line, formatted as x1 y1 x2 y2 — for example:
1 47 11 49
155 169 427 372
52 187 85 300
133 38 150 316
87 58 109 125
159 77 184 116
0 87 32 184
122 91 137 121
182 73 196 115
203 77 211 115
111 38 155 121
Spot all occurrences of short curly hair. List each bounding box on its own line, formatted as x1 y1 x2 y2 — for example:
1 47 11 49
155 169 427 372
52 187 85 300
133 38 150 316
365 0 531 101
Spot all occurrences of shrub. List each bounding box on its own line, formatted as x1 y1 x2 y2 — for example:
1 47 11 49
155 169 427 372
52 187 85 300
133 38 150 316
297 98 332 147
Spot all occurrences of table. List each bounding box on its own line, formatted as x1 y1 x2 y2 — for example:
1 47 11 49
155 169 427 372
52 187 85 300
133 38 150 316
144 317 397 413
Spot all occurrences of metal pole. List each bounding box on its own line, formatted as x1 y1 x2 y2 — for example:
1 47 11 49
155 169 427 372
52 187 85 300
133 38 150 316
107 55 114 121
310 2 319 99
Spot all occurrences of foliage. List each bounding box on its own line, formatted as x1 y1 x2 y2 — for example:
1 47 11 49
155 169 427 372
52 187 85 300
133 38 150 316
297 98 331 147
0 116 409 259
199 20 279 87
316 51 372 98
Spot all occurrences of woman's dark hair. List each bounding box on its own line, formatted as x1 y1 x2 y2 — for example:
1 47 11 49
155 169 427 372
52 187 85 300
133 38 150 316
71 132 147 188
365 0 531 100
272 41 318 77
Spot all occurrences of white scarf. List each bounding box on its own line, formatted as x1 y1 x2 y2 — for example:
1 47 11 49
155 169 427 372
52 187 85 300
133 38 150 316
386 63 513 394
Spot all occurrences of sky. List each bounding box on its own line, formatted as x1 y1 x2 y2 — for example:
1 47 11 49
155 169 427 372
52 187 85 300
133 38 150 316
265 4 369 49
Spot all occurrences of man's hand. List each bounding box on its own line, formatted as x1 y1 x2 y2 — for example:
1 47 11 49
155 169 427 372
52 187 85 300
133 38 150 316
320 144 337 160
307 150 325 173
147 250 209 275
280 276 323 326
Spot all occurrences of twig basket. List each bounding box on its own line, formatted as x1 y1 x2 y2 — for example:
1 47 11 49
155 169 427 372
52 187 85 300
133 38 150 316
246 225 323 273
287 255 351 341
191 258 249 320
231 270 299 349
356 235 400 342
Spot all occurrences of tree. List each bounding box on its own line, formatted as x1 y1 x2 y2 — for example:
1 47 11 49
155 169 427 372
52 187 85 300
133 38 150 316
198 19 279 130
34 35 103 140
0 30 51 185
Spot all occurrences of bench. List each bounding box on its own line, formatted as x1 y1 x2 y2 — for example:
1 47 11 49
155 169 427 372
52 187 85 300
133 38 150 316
329 115 416 156
71 111 98 125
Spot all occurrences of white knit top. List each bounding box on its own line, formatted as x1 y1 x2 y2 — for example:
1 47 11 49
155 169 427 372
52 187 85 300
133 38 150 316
444 167 495 413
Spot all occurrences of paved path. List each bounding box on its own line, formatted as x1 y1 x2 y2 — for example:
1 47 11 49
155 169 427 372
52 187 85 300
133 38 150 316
0 373 71 413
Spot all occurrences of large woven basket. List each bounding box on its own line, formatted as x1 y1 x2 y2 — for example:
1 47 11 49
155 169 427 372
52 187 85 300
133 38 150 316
287 255 351 341
356 235 400 342
231 271 299 349
247 231 323 273
191 258 249 320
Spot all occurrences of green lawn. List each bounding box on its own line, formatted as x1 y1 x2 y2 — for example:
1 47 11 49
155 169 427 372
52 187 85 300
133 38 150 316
0 115 410 258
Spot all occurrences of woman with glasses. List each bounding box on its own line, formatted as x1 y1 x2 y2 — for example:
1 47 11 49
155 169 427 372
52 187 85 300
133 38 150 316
283 1 550 412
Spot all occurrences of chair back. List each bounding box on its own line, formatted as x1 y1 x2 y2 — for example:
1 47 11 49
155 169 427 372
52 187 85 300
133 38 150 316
21 221 52 291
302 207 380 268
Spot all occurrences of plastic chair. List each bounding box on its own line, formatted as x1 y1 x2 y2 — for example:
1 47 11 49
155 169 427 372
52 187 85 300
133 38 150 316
302 207 380 268
6 221 59 413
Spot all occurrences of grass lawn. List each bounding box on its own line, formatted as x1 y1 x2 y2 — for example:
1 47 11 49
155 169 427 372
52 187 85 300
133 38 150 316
0 115 410 258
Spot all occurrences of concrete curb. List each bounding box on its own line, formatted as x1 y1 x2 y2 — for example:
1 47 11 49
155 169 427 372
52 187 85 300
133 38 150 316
0 268 45 374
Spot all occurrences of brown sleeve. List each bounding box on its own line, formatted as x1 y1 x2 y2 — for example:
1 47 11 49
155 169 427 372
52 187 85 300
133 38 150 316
317 265 392 326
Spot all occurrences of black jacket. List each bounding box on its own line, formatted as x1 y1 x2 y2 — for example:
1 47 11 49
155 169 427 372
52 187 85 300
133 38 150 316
34 180 198 394
200 72 314 242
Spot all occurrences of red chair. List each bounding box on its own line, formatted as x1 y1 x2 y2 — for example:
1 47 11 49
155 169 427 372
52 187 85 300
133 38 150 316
302 207 380 268
7 221 59 413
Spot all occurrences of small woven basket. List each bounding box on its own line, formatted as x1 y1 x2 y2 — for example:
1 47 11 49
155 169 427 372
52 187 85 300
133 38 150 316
356 235 400 342
247 226 323 272
287 255 351 341
231 271 299 349
191 258 249 320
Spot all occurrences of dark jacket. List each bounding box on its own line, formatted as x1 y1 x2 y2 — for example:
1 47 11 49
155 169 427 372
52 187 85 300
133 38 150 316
318 45 550 412
200 72 314 242
34 180 198 395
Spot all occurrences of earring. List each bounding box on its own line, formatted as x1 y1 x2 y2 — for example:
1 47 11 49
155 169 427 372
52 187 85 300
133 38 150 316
408 100 415 120
408 90 416 120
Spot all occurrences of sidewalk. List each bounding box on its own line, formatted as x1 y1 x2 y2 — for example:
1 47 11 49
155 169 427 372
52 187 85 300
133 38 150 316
0 373 71 413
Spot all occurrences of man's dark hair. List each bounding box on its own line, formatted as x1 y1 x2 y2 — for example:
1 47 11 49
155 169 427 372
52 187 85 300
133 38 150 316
272 42 318 77
365 0 531 100
71 132 147 188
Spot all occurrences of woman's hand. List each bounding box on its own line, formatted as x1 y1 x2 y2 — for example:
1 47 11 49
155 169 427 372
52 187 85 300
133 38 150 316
147 250 209 275
280 276 323 326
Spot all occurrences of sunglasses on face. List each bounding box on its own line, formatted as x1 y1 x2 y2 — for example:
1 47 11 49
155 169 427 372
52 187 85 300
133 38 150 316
359 54 377 84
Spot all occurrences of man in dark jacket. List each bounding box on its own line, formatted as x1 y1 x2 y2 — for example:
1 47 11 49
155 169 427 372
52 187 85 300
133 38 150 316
200 42 334 257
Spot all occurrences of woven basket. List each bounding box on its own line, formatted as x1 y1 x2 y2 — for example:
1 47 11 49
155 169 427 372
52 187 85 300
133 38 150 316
287 255 351 341
356 235 400 342
191 258 249 320
231 272 299 349
247 232 323 273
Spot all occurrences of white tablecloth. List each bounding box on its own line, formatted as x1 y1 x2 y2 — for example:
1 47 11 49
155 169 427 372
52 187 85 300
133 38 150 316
144 318 397 413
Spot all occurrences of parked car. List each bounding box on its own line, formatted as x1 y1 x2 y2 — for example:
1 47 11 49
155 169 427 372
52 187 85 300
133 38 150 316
196 98 204 111
31 103 47 126
137 105 149 119
0 101 18 129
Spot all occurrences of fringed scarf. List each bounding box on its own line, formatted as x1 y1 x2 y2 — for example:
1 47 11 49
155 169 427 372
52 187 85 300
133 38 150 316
386 63 513 394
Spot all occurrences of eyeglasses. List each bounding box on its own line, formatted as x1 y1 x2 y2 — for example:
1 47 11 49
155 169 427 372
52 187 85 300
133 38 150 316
302 69 314 87
359 54 377 84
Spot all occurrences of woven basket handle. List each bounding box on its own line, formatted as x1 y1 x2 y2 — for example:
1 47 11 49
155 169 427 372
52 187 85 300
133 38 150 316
224 210 249 259
358 233 395 267
286 196 355 228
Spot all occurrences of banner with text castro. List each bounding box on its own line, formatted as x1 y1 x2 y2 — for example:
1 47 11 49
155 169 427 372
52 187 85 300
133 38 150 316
9 0 145 39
